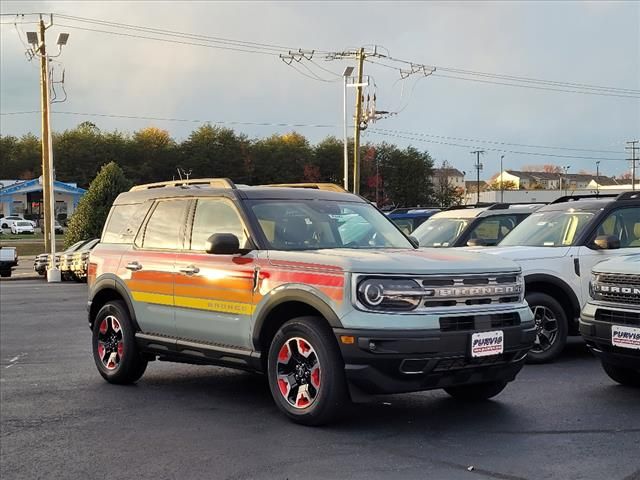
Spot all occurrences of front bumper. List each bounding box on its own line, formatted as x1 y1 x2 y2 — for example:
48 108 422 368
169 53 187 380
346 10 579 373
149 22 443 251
580 301 640 369
334 322 536 396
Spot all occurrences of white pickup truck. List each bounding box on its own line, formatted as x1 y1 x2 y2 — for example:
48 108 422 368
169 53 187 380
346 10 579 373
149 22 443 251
467 192 640 363
0 246 18 278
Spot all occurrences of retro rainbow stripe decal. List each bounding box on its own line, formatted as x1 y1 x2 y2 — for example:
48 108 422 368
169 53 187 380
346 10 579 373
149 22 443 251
122 254 344 315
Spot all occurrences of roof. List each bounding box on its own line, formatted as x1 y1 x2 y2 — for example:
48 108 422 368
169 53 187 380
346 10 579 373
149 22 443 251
505 170 616 184
0 178 86 196
433 167 464 177
591 177 619 186
115 184 365 205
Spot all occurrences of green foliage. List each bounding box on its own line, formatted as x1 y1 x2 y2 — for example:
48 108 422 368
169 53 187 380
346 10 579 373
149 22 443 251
63 162 131 248
1 124 449 208
433 160 464 207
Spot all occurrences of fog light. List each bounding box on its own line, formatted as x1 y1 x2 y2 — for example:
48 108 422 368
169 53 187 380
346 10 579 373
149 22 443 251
369 341 377 351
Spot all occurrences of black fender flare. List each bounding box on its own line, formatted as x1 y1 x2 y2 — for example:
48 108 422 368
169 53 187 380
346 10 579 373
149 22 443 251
524 273 581 319
89 274 141 331
252 288 343 349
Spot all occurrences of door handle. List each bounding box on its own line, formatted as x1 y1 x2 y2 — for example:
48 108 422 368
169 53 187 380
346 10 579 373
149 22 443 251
125 261 143 271
179 265 200 275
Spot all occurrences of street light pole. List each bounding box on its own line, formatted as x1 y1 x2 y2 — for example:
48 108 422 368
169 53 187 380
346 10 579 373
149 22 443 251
500 154 505 203
596 161 600 196
342 66 354 191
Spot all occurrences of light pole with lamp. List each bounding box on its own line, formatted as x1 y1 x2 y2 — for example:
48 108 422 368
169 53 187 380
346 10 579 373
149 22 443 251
342 66 354 190
27 18 70 283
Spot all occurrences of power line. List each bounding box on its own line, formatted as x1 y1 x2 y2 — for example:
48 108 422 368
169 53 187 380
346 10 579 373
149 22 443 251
0 110 339 128
55 23 283 56
368 129 628 161
54 13 297 53
374 128 624 154
430 73 640 99
2 110 627 158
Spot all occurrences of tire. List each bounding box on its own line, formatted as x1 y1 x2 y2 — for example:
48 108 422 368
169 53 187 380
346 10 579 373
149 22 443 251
444 380 508 401
92 300 147 384
525 292 568 364
267 316 349 426
602 362 640 387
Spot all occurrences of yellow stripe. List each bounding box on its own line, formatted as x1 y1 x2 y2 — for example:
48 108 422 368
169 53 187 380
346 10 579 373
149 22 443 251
131 290 254 315
174 295 255 315
131 291 173 306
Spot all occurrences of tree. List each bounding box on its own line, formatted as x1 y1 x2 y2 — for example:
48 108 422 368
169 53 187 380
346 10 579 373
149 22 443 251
312 136 343 184
64 162 131 248
432 160 463 207
488 179 518 191
127 127 177 184
0 133 41 179
249 132 311 184
521 164 561 173
179 124 250 183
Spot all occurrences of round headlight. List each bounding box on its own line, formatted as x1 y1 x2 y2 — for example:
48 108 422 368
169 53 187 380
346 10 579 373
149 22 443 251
357 278 422 311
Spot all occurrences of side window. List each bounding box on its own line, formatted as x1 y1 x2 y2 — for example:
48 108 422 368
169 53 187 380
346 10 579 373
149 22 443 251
595 207 640 248
190 199 247 250
469 215 518 246
141 200 190 250
102 203 148 244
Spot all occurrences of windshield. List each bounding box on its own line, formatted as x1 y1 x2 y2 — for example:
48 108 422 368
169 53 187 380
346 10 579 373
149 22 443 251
248 200 413 250
499 210 595 247
412 217 471 247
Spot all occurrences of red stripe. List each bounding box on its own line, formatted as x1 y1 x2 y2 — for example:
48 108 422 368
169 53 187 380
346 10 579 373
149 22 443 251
267 260 343 273
267 270 344 287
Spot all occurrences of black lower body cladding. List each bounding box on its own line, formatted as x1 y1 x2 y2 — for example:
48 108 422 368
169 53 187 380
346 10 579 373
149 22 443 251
580 312 640 371
334 323 536 396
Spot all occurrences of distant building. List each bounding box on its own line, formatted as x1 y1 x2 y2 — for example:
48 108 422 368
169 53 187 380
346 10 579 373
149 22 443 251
432 167 465 190
0 177 86 222
465 180 488 194
493 170 617 191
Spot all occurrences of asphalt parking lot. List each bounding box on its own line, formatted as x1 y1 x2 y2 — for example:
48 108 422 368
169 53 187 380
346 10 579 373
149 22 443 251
1 281 638 480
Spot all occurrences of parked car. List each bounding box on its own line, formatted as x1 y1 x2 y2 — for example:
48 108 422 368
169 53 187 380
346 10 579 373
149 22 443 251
580 255 639 387
386 208 440 234
34 239 89 276
69 238 99 282
413 203 544 248
0 246 18 277
87 178 535 425
1 215 36 229
468 192 640 363
10 220 35 234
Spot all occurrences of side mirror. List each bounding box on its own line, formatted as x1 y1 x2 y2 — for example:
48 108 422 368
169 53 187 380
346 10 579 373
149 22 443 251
408 235 420 248
593 235 620 250
467 238 487 247
205 233 241 255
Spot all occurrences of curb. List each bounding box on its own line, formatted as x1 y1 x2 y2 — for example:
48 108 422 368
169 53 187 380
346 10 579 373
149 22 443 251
0 274 44 282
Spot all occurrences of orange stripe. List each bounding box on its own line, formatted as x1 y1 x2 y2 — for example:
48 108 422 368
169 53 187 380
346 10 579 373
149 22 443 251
175 284 257 303
127 279 173 296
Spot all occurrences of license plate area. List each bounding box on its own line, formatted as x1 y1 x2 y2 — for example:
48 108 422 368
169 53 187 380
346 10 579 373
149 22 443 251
611 325 640 350
471 330 504 358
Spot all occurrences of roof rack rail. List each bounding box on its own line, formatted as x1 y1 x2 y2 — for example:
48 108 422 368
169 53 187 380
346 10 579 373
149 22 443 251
445 203 496 211
130 178 236 191
550 193 618 204
616 191 640 201
263 183 347 192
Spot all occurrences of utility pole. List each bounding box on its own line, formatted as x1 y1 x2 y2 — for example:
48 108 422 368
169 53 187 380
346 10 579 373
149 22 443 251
470 150 485 204
352 48 365 195
626 140 639 191
38 18 54 256
596 161 600 196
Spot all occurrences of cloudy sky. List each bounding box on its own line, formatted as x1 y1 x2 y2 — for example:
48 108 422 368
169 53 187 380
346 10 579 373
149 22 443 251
1 0 638 179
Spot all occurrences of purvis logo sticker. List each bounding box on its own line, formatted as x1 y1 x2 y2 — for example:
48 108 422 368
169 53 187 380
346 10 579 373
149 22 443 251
611 325 640 350
471 330 504 358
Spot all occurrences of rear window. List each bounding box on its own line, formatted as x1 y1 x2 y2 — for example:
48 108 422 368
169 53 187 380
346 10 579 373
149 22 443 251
102 203 148 244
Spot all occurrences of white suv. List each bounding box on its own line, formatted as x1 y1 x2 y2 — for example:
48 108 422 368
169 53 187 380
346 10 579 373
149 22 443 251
468 192 640 363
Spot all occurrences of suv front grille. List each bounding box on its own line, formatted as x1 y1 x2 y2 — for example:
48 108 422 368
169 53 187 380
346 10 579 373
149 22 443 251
595 309 640 326
592 273 640 305
420 273 523 309
439 312 520 332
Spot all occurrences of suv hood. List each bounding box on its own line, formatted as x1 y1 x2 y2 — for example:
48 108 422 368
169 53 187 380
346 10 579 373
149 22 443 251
461 245 571 262
268 248 520 275
592 254 640 275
